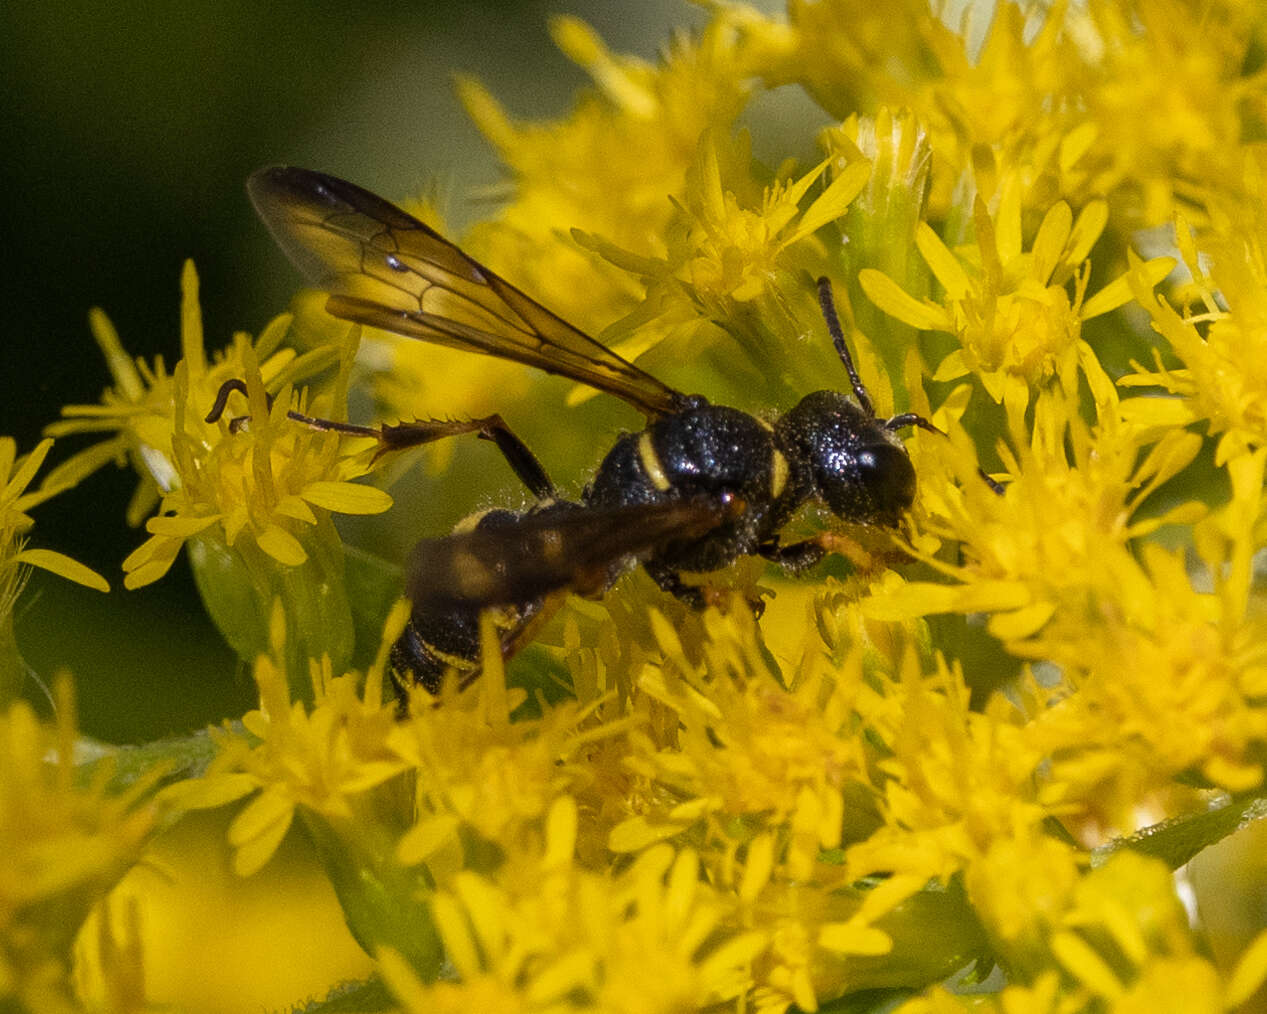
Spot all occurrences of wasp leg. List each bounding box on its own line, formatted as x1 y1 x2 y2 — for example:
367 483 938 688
644 561 766 618
370 416 555 500
763 533 886 573
206 378 556 500
644 561 707 609
758 538 826 572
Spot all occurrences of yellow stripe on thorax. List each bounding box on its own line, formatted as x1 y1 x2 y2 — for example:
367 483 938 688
637 432 672 491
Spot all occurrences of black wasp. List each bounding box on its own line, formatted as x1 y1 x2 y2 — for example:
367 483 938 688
240 166 943 696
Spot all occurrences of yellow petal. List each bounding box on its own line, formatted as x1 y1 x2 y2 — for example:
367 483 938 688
1066 199 1108 266
782 159 871 247
609 815 689 852
1227 929 1267 1007
179 260 207 375
1082 256 1175 319
1059 122 1097 172
915 223 972 298
397 814 461 865
257 524 308 566
697 931 767 982
229 787 293 847
13 548 110 592
995 184 1023 265
145 513 221 537
1051 930 1124 999
863 580 1032 619
931 349 970 382
162 772 259 810
233 812 293 877
275 494 318 525
818 921 893 955
431 892 481 978
527 951 595 1006
1031 202 1073 284
300 480 393 515
987 600 1056 641
858 269 952 331
544 796 578 870
87 307 146 401
122 535 183 589
1119 397 1194 428
5 438 53 501
739 833 775 903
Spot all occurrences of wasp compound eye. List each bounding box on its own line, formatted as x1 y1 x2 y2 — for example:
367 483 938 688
817 440 916 526
853 442 916 524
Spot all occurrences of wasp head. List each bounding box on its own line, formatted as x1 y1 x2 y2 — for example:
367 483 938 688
778 390 916 527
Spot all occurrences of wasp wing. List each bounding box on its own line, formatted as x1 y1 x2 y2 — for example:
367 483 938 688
248 166 686 419
404 496 734 611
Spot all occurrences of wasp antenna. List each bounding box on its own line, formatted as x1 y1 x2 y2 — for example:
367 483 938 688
979 470 1006 496
885 411 1007 497
883 411 943 436
815 277 875 418
205 378 251 424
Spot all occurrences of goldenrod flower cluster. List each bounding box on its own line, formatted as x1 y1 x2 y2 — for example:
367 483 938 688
7 2 1267 1012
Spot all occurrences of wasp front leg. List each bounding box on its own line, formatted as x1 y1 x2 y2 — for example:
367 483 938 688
644 560 767 619
757 538 827 572
762 532 908 577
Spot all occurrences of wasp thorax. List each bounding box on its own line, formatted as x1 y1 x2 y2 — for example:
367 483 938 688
779 390 916 527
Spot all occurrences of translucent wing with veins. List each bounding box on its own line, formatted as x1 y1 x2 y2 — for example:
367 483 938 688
248 166 687 419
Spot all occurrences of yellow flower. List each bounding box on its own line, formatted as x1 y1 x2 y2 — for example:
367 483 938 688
458 15 755 331
393 620 622 874
168 602 408 878
1122 201 1267 464
746 0 1267 227
0 681 157 1012
1072 0 1265 226
609 608 872 880
748 0 957 120
383 798 766 1014
867 388 1204 663
1031 451 1267 810
0 435 109 697
0 436 108 591
574 133 872 408
1046 852 1234 1008
52 261 390 588
842 651 1052 888
860 193 1173 413
50 261 393 672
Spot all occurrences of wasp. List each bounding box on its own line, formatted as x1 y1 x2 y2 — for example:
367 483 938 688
243 166 946 695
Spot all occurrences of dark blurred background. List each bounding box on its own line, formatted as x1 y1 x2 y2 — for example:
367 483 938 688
1 0 711 738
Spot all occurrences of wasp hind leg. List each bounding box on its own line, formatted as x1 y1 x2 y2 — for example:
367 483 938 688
206 377 556 500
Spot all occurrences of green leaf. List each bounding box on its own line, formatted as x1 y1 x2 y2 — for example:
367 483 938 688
78 726 231 796
808 987 915 1014
342 543 404 669
302 809 446 981
1093 794 1267 870
290 976 396 1014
